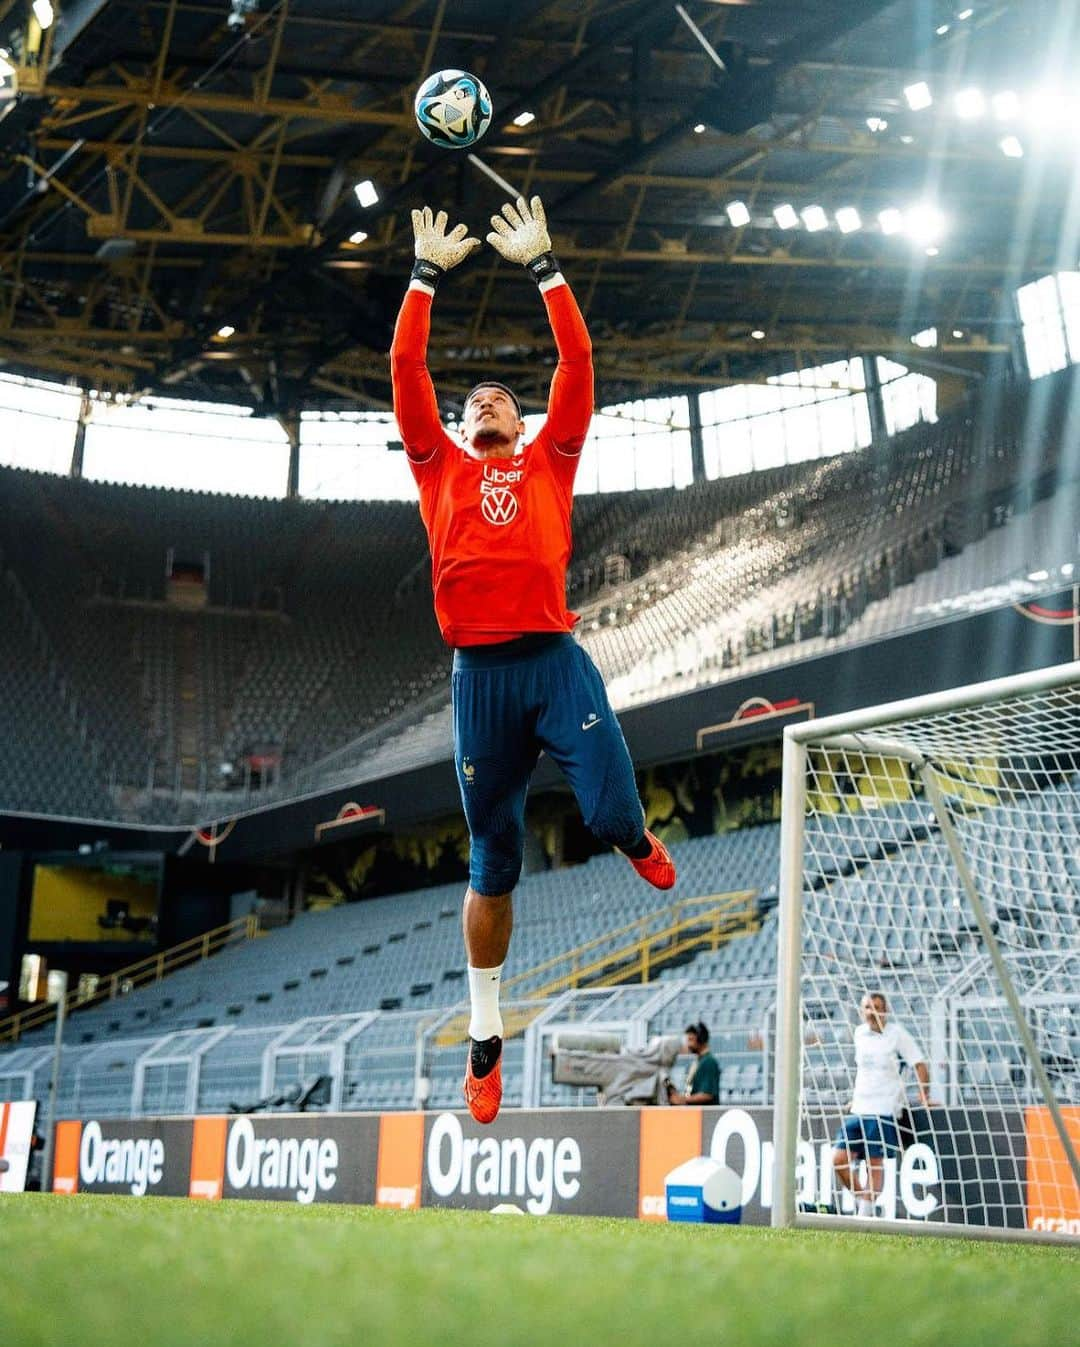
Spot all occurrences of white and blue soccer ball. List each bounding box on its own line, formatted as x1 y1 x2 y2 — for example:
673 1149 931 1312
414 69 493 150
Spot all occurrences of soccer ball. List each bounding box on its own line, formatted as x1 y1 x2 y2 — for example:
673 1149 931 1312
414 69 493 150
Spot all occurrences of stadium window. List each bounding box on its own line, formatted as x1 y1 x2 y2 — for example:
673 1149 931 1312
1053 271 1080 365
0 372 81 473
876 358 938 436
747 385 786 471
1016 273 1071 378
697 358 871 478
299 411 416 501
575 395 692 496
82 397 290 496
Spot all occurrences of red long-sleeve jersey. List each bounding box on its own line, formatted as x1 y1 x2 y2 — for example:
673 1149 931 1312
391 279 593 647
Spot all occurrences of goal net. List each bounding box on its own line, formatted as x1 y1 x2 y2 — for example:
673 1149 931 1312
773 661 1080 1242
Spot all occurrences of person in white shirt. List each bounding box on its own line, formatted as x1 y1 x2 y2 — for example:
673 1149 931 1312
833 991 934 1217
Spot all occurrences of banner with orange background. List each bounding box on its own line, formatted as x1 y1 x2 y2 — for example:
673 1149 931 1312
1025 1107 1080 1235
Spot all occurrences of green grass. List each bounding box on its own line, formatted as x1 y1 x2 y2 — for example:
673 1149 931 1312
1 1195 1076 1347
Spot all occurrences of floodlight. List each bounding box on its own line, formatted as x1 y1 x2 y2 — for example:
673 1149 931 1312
1000 135 1024 158
216 325 235 339
353 179 379 208
801 204 828 232
349 230 369 244
878 207 904 235
32 0 54 29
911 327 937 348
904 81 933 111
512 112 535 127
866 117 888 133
773 203 799 229
954 87 986 119
835 207 862 234
693 123 706 134
726 200 751 227
750 329 766 340
905 202 946 245
957 8 973 19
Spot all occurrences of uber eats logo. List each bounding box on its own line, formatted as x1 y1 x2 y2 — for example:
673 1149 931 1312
79 1120 165 1197
225 1117 339 1205
426 1113 582 1215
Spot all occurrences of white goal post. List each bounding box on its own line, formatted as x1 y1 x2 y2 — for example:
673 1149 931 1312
772 660 1080 1244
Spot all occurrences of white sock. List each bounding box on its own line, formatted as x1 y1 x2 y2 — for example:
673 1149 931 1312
856 1198 875 1218
467 964 504 1040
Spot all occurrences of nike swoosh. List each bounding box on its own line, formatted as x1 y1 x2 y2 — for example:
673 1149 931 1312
582 719 602 731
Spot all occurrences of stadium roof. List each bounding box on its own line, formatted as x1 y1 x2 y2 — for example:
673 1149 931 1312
0 0 1066 415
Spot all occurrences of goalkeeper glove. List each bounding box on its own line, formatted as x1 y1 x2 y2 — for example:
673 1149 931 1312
410 207 481 289
486 195 560 283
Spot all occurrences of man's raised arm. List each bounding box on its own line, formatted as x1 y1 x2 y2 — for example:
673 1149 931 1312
391 207 480 460
487 196 593 456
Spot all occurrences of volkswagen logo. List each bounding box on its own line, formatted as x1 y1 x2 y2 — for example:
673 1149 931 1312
481 488 519 526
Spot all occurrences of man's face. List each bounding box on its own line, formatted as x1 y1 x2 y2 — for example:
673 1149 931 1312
862 996 888 1032
461 386 524 457
686 1031 702 1056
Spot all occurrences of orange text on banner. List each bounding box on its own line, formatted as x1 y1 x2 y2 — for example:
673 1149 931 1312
376 1112 425 1210
1025 1106 1080 1235
52 1120 82 1194
638 1108 703 1220
189 1116 228 1200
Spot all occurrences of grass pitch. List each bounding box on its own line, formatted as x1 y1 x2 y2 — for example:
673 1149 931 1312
1 1195 1076 1347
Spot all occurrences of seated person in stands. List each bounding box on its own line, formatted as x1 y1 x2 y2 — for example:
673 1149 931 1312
833 991 935 1217
666 1021 719 1105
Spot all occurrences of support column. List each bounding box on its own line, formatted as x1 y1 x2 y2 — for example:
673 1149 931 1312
69 390 91 478
862 355 888 444
280 409 301 498
688 390 706 483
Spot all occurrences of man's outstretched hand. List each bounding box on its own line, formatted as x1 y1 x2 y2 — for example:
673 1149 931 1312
487 196 560 283
410 207 481 288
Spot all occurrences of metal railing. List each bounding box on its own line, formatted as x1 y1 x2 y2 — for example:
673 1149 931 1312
431 891 759 1048
0 914 261 1044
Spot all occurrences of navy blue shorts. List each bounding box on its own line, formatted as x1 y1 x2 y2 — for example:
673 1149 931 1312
833 1115 900 1159
451 634 645 896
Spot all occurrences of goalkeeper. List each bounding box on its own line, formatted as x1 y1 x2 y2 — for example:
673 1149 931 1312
833 991 934 1216
391 196 676 1126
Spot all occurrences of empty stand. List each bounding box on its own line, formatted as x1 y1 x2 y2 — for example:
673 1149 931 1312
0 367 1078 823
3 781 1077 1116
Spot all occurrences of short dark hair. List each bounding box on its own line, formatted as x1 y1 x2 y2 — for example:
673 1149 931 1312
464 381 522 419
862 991 888 1009
685 1021 709 1045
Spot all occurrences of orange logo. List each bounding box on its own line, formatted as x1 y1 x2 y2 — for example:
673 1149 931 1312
52 1120 82 1194
637 1109 702 1220
189 1117 228 1200
1025 1106 1080 1234
376 1112 425 1209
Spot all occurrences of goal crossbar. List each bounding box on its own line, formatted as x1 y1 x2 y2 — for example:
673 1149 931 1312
783 659 1080 747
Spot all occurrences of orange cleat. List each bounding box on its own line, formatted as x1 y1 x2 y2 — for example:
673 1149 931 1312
625 829 677 890
463 1036 503 1124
